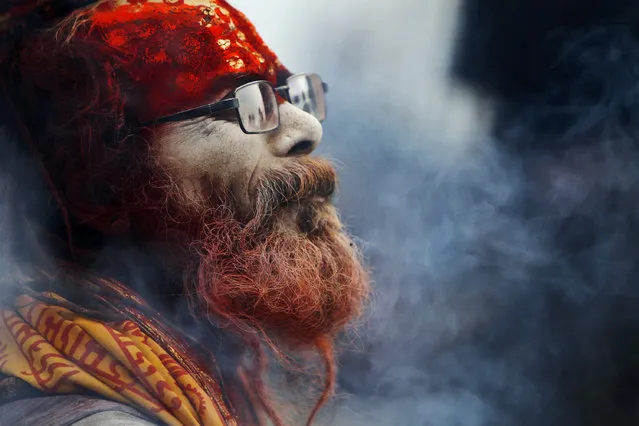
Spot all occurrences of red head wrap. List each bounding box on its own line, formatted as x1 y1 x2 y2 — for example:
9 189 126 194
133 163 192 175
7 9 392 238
76 0 287 122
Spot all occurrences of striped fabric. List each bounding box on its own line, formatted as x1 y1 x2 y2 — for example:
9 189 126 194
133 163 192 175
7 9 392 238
0 295 234 426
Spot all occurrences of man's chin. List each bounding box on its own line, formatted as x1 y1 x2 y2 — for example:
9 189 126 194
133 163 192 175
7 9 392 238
189 201 369 347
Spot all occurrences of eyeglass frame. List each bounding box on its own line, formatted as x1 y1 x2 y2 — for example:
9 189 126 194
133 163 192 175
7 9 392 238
143 72 329 134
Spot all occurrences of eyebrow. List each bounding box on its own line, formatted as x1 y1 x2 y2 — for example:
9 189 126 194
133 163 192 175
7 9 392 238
213 73 270 101
275 70 292 87
229 71 293 88
232 72 267 86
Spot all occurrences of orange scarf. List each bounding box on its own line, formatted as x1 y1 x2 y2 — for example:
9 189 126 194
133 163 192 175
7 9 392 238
0 294 234 426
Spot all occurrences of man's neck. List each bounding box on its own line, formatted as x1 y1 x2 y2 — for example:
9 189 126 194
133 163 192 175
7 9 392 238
75 235 246 378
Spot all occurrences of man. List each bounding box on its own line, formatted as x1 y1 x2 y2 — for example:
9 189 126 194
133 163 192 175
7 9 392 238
0 0 370 425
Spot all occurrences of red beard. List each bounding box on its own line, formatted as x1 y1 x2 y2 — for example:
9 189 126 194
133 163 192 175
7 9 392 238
151 157 370 348
195 200 368 346
125 156 370 424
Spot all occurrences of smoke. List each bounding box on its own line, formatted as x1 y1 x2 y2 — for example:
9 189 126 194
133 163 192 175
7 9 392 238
2 0 639 424
231 1 639 425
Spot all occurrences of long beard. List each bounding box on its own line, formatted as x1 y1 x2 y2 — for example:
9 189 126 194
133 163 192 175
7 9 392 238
171 158 370 347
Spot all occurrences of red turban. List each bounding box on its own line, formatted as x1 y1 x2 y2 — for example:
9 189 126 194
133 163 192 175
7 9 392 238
1 0 288 122
87 0 287 122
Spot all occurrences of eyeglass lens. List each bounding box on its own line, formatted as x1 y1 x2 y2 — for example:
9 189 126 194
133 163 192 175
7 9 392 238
287 73 327 122
236 81 279 133
234 74 327 133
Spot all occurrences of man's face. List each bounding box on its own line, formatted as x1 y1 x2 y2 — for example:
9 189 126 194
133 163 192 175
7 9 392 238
145 94 369 347
152 101 323 222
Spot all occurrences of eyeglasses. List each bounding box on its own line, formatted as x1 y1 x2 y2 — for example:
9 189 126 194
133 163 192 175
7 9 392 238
147 72 329 134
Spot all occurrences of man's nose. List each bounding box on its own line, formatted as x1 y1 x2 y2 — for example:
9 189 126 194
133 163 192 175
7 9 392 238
267 102 323 157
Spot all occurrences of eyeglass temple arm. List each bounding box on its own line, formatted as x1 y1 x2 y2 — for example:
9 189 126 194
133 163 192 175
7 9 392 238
143 98 240 125
144 80 329 126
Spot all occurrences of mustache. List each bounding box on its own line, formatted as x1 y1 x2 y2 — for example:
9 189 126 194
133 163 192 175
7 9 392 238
252 158 337 217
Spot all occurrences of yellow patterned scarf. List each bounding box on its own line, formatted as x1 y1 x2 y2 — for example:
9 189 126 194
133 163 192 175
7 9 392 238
0 294 234 426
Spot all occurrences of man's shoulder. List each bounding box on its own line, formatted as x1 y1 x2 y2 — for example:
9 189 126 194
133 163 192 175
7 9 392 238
0 394 156 426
